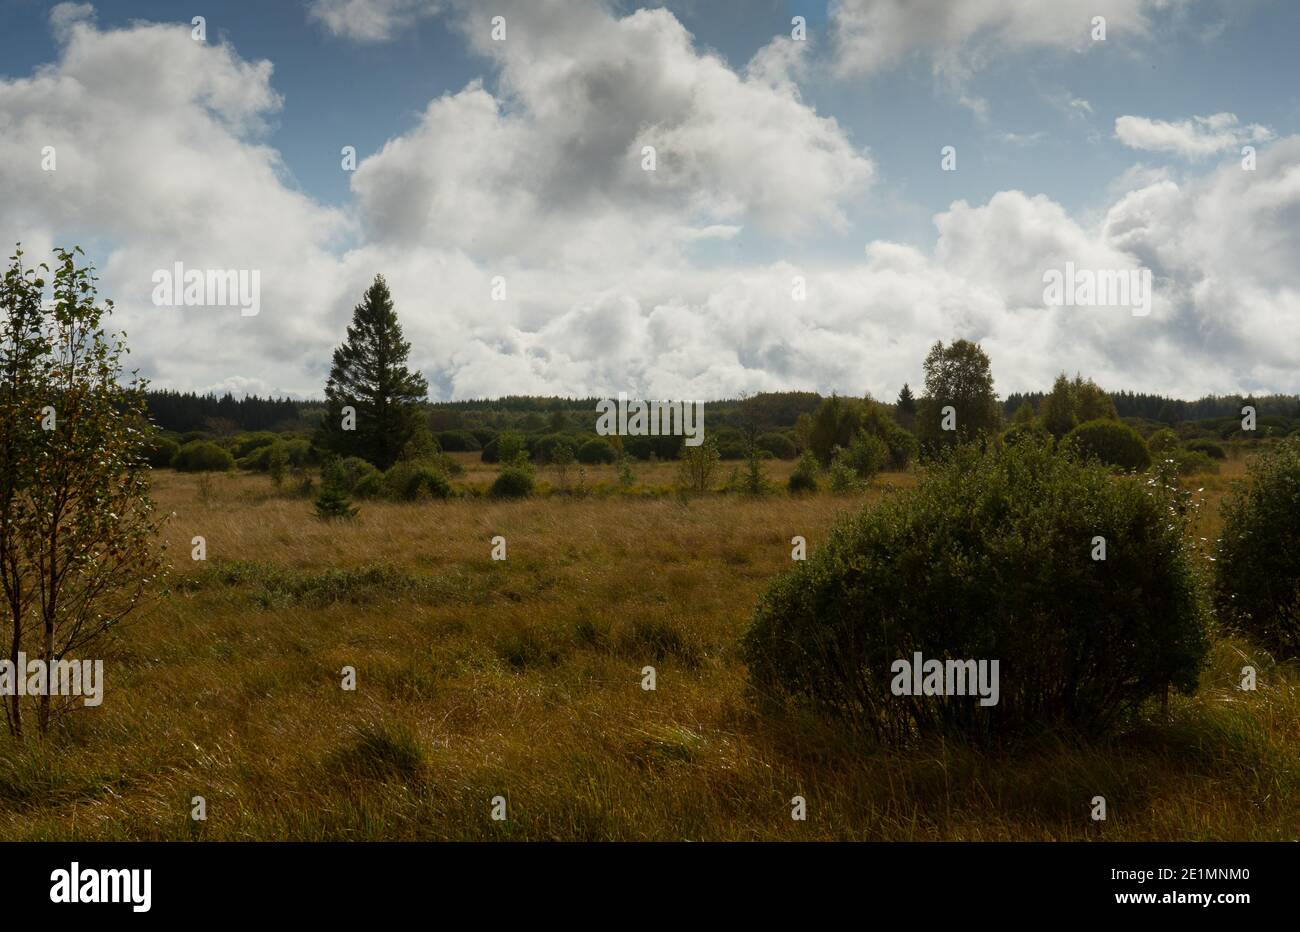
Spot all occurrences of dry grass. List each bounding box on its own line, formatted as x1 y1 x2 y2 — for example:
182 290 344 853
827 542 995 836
0 452 1294 840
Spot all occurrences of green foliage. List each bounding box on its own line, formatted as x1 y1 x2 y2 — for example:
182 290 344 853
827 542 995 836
337 457 383 498
144 434 180 468
172 440 234 472
317 275 429 470
437 429 482 452
787 451 819 494
1063 419 1152 471
809 395 860 466
842 432 889 481
1186 439 1226 460
0 245 165 736
676 436 721 494
497 430 528 465
1147 428 1180 455
383 458 452 500
576 437 615 465
314 459 359 520
827 450 861 493
744 440 1210 745
490 464 535 499
756 431 796 459
915 339 1002 453
1215 438 1300 657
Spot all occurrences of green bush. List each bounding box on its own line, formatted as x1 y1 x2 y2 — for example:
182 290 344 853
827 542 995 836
843 432 889 480
490 464 535 499
576 438 616 465
144 435 179 468
338 457 383 498
383 459 452 500
1215 438 1300 657
1172 449 1219 476
171 440 234 472
241 438 313 471
787 451 819 494
744 440 1209 744
437 430 482 452
230 432 279 459
1063 419 1151 471
1147 428 1180 455
1186 439 1226 460
757 432 797 460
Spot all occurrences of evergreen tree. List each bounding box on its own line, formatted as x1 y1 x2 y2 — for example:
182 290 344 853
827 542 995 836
318 276 428 469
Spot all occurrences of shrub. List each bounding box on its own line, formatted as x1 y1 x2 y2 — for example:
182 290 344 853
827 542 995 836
843 432 889 480
787 451 819 494
827 451 861 494
437 430 482 452
383 459 452 500
1147 428 1180 455
314 460 358 520
1063 419 1151 471
576 438 616 465
171 440 234 472
1215 438 1300 657
230 432 279 459
1186 439 1226 460
241 438 313 471
1172 449 1219 476
144 435 179 468
490 464 535 499
757 432 797 460
338 457 383 498
676 437 721 494
744 440 1209 745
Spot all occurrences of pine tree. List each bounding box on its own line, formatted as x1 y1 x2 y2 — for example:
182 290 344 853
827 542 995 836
318 276 428 470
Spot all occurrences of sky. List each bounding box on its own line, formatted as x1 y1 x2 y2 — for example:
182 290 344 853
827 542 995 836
0 0 1297 401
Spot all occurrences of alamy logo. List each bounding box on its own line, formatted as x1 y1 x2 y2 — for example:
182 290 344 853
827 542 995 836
50 863 151 912
890 652 1000 707
0 653 103 706
596 392 704 447
151 262 261 317
1042 261 1152 317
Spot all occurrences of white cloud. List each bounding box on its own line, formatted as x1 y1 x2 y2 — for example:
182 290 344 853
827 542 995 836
831 0 1180 77
1 2 1297 404
1115 112 1275 159
307 0 442 43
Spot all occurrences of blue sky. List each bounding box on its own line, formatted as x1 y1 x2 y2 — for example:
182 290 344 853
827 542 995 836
1 0 1298 399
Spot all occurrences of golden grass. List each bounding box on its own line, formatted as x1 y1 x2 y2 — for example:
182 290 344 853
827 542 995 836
0 454 1294 841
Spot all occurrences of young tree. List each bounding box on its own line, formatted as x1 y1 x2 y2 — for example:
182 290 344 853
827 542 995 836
1040 374 1078 440
808 395 860 465
896 383 917 430
677 436 721 494
915 339 1001 452
318 276 428 470
3 247 163 736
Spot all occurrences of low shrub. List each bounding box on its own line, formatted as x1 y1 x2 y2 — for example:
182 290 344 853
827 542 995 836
172 440 234 472
1063 419 1152 471
745 439 1209 745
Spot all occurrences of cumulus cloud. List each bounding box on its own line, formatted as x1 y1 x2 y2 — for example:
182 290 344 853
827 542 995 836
352 2 873 266
830 0 1180 77
307 0 442 43
1115 112 1275 159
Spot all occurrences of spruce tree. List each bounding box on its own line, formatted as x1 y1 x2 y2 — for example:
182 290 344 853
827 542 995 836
319 276 428 469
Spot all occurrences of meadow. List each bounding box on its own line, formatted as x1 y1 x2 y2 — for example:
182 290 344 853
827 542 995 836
0 453 1294 840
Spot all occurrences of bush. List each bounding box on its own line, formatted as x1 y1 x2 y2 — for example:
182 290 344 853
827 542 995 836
1215 438 1300 657
437 430 482 452
171 440 234 472
744 440 1209 744
1063 419 1151 471
383 459 452 500
338 457 383 498
757 432 797 460
1147 428 1180 455
241 438 313 471
1172 449 1219 476
490 464 535 499
230 432 279 459
842 432 889 480
576 438 616 465
787 451 819 494
1186 439 1226 460
144 435 180 468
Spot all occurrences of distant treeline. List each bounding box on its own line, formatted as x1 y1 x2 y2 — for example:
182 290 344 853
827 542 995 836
1004 391 1300 423
145 388 1300 436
